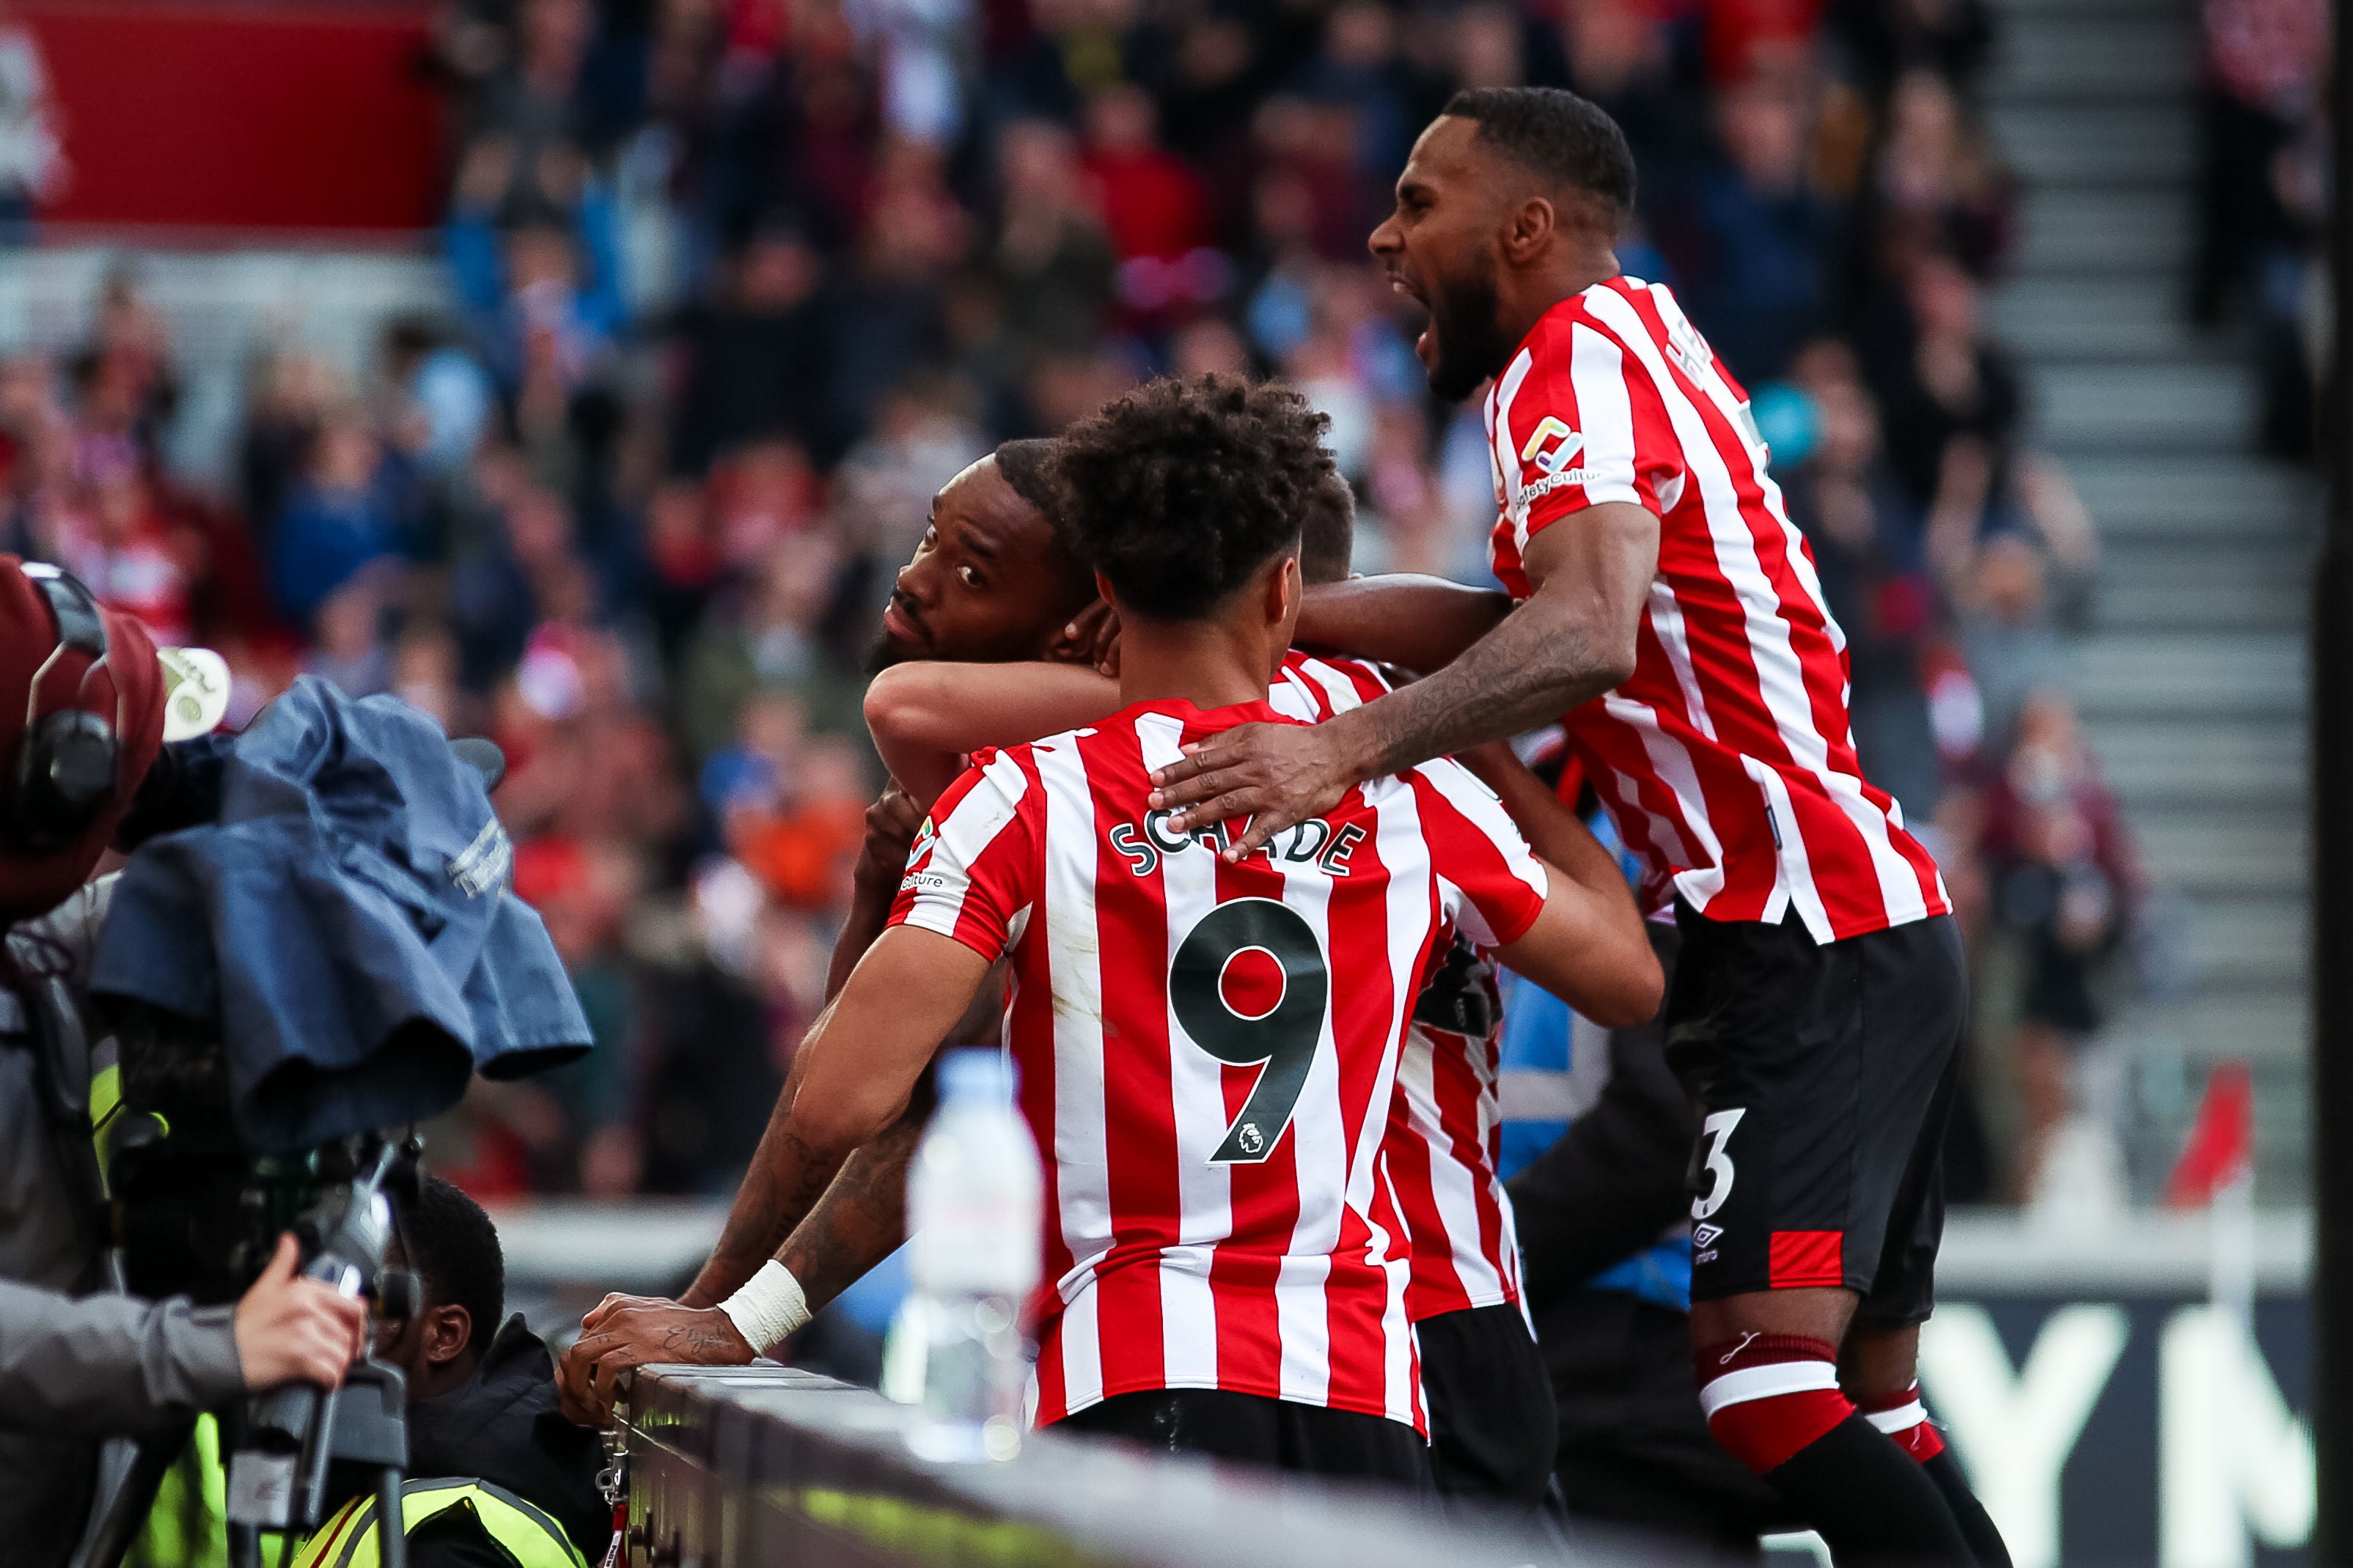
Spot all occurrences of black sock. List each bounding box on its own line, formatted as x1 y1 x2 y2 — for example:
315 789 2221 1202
1763 1413 1975 1568
1920 1451 2011 1568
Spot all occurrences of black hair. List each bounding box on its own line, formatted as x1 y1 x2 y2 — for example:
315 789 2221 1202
1442 87 1637 223
1049 375 1332 622
993 438 1060 519
402 1173 504 1358
1299 466 1355 586
992 437 1098 606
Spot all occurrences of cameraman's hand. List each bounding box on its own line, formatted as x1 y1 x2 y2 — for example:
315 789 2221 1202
234 1234 369 1391
557 1298 752 1427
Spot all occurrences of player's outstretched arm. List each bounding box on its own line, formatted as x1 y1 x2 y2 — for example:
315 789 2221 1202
1494 862 1662 1028
1291 575 1513 674
669 784 928 1311
557 928 993 1424
1456 741 1637 921
865 661 1122 807
1467 745 1659 1027
1150 501 1659 855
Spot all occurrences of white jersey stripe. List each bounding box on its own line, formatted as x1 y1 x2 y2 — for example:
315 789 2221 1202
1365 774 1433 1424
1598 691 1726 908
1056 1256 1104 1413
1645 579 1719 743
1033 732 1112 1400
1299 655 1381 717
1566 322 1644 512
1135 712 1228 1390
1398 1024 1505 1304
1492 347 1535 552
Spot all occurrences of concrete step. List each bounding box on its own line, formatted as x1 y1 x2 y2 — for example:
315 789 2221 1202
1992 277 2216 358
2126 811 2305 895
1992 103 2197 185
2030 361 2258 448
2106 989 2308 1064
2073 632 2304 717
2064 456 2316 540
1989 14 2196 101
2085 715 2303 805
2170 894 2307 988
2014 188 2195 273
2093 542 2308 630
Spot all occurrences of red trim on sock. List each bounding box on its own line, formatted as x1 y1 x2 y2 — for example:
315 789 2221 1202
1861 1383 1947 1462
1695 1333 1840 1378
1769 1229 1846 1287
1708 1385 1855 1473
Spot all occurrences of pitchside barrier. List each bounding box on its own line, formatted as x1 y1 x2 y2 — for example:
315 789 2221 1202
507 1204 2314 1568
612 1362 1664 1567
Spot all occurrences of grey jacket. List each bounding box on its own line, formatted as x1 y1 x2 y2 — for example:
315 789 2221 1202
0 880 247 1568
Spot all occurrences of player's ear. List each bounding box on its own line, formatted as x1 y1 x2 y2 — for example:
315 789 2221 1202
1501 194 1557 265
1266 552 1301 629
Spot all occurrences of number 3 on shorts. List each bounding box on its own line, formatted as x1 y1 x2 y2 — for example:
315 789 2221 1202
1692 1108 1745 1221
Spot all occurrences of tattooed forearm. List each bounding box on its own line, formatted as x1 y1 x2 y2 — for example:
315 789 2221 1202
686 1097 852 1306
1339 596 1625 779
778 1109 920 1311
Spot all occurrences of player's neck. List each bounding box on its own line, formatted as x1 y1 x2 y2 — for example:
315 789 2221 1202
1117 618 1274 714
1499 243 1621 348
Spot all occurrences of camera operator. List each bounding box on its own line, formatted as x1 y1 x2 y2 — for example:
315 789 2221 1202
0 559 371 1568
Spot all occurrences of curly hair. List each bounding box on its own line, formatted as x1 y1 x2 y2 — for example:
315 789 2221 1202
1048 375 1333 622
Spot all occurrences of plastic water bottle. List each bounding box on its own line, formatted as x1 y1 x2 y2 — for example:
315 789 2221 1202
886 1048 1042 1462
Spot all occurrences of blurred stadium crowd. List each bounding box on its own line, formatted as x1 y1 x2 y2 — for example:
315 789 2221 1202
0 0 2321 1212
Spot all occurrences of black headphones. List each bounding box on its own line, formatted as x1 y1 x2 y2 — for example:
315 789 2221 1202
11 564 121 852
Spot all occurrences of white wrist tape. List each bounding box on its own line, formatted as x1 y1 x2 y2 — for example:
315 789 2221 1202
719 1261 811 1353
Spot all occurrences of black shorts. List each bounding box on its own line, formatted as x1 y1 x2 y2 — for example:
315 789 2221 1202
1417 1302 1558 1511
1662 904 1967 1325
1057 1388 1434 1492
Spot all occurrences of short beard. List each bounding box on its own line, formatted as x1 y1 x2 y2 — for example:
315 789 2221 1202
1425 254 1516 403
864 632 904 675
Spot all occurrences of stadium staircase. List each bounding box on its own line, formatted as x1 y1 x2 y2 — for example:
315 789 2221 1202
1982 0 2319 1196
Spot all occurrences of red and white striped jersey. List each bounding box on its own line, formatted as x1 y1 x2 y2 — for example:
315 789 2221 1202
1387 947 1522 1317
888 696 1549 1431
1269 651 1524 1319
1484 276 1949 944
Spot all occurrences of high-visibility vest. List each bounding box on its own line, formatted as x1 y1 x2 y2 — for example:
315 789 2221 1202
290 1478 588 1568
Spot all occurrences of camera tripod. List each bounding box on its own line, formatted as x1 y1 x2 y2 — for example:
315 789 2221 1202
84 1359 411 1568
86 1136 424 1568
